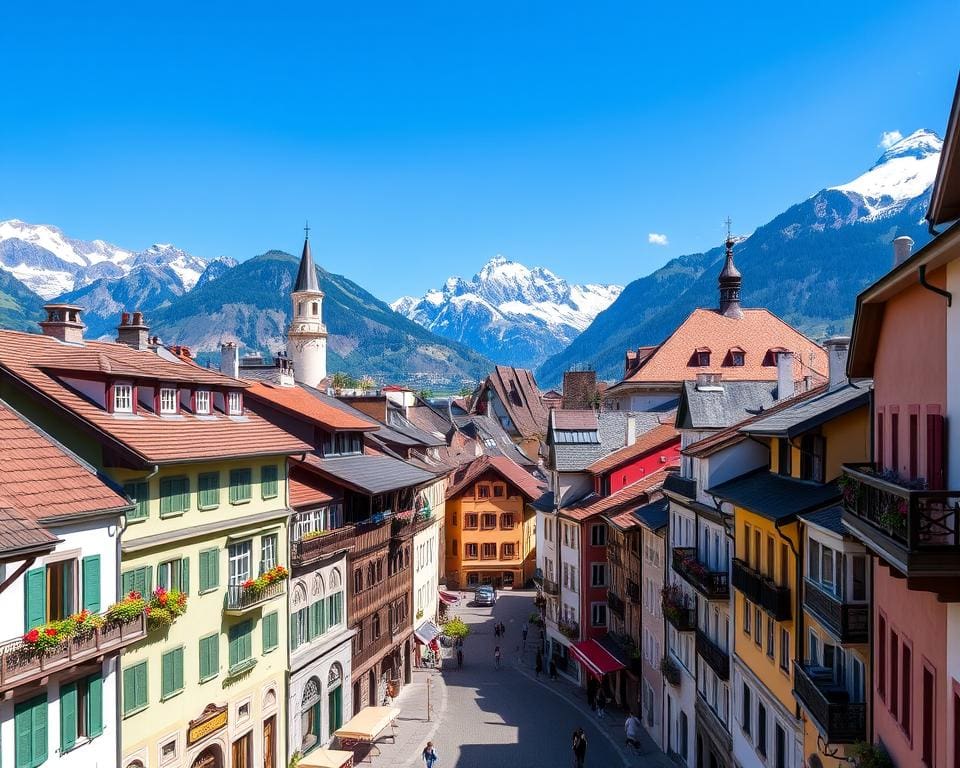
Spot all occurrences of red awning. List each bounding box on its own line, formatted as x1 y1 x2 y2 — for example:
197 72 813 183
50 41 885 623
570 639 626 677
439 591 460 606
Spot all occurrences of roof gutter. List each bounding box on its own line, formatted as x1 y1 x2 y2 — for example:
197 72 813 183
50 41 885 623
918 264 953 307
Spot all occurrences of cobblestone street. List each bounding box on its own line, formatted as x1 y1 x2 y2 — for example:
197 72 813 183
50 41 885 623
366 590 672 768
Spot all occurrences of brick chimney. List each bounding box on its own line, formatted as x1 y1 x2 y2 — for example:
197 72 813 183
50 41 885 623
116 310 150 350
823 336 850 391
562 370 598 410
38 304 85 344
220 342 240 379
776 351 795 400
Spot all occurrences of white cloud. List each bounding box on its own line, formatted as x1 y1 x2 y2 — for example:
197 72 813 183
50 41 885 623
648 233 669 246
879 130 903 149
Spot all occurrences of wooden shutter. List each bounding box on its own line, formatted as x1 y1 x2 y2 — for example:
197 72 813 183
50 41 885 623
200 549 219 592
199 472 219 509
926 414 946 490
178 477 190 512
32 695 48 766
60 680 78 752
162 650 174 697
229 624 240 668
123 666 136 715
121 570 135 597
136 662 148 710
24 567 46 632
160 477 172 516
16 695 46 768
124 481 149 520
180 557 190 595
82 555 101 612
263 612 278 651
262 465 278 499
87 672 104 737
200 634 219 680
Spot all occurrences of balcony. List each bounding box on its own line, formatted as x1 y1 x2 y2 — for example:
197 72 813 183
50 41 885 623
224 579 286 614
626 580 640 604
732 559 762 604
695 630 729 680
353 627 398 670
672 547 729 600
841 463 960 588
0 612 146 694
793 661 866 744
291 524 356 567
542 578 559 596
607 592 625 619
760 579 791 621
558 619 579 640
803 580 868 644
662 583 695 631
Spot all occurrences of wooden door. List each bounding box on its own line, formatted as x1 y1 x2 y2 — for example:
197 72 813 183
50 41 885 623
263 716 276 768
231 732 251 768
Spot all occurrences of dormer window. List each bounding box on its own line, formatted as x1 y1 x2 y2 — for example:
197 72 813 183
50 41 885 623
195 390 211 415
159 387 178 414
725 347 745 367
227 391 242 416
114 383 133 413
691 347 711 367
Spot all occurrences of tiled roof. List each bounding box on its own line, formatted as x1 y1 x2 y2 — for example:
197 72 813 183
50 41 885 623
246 381 380 431
632 497 670 531
742 384 870 438
0 330 312 464
613 308 827 387
0 400 130 554
475 365 548 440
299 452 435 495
288 463 340 508
682 385 829 458
800 505 845 535
708 470 840 522
553 411 665 472
676 380 779 430
587 420 679 474
604 506 642 531
559 469 668 522
553 410 600 430
446 455 545 501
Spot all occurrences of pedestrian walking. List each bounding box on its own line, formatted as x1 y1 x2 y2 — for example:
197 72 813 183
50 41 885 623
522 624 528 650
587 678 598 711
494 623 501 639
549 658 558 679
500 621 506 636
422 741 439 768
494 645 502 668
572 728 587 768
596 688 607 720
457 648 463 669
625 711 642 750
535 650 543 677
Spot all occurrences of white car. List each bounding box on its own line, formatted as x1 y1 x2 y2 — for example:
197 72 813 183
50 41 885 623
475 586 497 606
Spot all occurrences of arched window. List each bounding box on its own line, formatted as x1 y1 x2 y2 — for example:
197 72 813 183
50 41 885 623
301 677 323 754
372 613 381 639
354 569 362 593
328 663 343 689
367 562 376 587
312 302 319 316
330 568 342 590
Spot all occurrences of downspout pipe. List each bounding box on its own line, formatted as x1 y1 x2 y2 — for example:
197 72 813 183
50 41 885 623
919 264 952 306
775 519 803 721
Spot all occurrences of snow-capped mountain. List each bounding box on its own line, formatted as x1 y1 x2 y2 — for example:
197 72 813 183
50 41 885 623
538 129 942 385
0 219 207 298
392 256 622 368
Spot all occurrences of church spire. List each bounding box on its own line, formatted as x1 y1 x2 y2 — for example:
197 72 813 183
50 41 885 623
718 218 743 319
293 221 320 292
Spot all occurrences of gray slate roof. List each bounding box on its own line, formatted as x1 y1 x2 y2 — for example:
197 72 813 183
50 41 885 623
800 505 845 535
552 410 666 472
310 453 436 494
708 470 840 522
633 497 669 531
742 384 870 438
676 380 778 430
294 237 320 292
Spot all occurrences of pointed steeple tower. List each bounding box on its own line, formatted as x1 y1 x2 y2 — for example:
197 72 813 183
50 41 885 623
718 222 743 319
287 223 328 387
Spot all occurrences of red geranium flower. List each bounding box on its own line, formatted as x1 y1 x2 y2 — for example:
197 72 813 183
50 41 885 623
242 579 255 589
23 629 40 643
44 627 57 637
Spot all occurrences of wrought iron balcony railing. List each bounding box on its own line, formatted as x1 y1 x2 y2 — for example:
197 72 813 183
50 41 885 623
793 661 866 744
291 524 356 566
672 547 729 600
760 578 792 622
224 579 286 614
802 580 868 644
732 558 762 604
695 629 730 680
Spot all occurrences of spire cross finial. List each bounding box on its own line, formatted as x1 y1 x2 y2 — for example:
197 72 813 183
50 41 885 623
724 217 732 240
304 220 310 240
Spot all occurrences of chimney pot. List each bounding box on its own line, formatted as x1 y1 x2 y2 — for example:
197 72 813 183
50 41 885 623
220 342 240 379
121 311 130 326
893 236 914 267
823 336 851 390
116 310 150 350
776 351 795 400
39 303 86 344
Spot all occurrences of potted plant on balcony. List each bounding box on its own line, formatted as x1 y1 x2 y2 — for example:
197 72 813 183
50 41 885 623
241 565 290 598
146 587 188 630
660 655 682 686
848 742 893 768
106 591 147 625
661 584 690 625
558 620 579 640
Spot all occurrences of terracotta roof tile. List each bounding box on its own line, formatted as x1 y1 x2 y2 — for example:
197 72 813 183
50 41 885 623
587 420 679 474
615 309 827 386
447 455 545 501
474 365 548 440
559 469 669 522
288 463 340 508
553 410 600 430
0 330 311 464
246 382 380 431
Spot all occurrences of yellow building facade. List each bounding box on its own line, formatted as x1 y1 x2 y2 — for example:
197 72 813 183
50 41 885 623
115 457 295 768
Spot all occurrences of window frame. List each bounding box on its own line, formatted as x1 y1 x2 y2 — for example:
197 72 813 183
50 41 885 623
194 389 211 415
159 387 178 415
113 382 133 414
227 391 243 416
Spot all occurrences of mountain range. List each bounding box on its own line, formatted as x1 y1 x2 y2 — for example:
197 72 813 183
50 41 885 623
535 129 943 386
391 257 622 369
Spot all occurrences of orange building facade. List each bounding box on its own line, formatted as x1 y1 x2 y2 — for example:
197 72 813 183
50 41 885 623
444 456 542 590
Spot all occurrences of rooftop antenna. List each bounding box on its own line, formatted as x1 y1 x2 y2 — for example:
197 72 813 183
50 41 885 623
304 220 310 240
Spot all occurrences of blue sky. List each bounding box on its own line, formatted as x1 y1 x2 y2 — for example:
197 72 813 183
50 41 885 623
1 2 957 301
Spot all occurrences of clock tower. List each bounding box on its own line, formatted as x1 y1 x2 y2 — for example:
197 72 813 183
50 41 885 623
287 226 328 387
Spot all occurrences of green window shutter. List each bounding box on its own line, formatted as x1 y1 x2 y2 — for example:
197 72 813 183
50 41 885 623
60 681 78 752
199 634 219 681
159 477 173 516
82 555 101 613
228 624 239 668
15 697 33 768
24 568 46 632
121 570 135 597
229 469 252 504
136 661 148 710
243 621 252 660
261 465 278 499
122 666 135 715
263 612 278 652
124 661 148 715
178 476 190 512
199 549 219 592
87 672 104 737
145 565 153 595
123 481 149 520
130 565 153 597
198 472 220 509
162 648 184 698
309 602 320 639
180 557 190 595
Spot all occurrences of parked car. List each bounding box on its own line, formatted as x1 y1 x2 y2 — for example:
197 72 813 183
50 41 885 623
475 585 497 606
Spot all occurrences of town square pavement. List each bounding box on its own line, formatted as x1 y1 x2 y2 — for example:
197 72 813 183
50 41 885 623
362 589 673 768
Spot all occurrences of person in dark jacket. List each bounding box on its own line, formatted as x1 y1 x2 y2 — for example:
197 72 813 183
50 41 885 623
549 658 558 679
535 650 543 677
572 728 587 768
